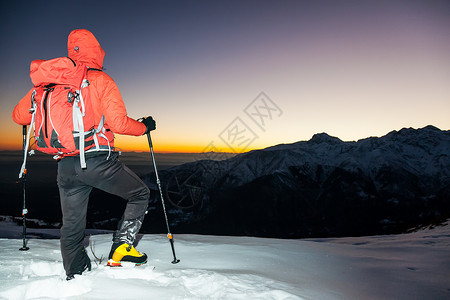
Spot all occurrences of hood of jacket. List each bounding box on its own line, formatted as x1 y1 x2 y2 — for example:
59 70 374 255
67 29 105 69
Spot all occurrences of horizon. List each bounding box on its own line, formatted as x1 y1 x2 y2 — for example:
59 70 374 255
1 1 449 153
0 123 444 153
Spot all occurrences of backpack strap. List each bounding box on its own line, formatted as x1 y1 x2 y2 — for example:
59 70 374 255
19 90 37 178
72 79 90 168
72 79 111 168
89 115 111 159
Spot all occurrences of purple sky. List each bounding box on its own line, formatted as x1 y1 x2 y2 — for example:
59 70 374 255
1 0 449 152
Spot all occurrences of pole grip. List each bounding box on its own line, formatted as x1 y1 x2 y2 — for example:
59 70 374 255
22 125 27 151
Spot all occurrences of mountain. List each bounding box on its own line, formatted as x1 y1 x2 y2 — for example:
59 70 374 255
142 125 450 238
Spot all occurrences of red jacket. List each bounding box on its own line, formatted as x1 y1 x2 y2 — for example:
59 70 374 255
12 29 146 147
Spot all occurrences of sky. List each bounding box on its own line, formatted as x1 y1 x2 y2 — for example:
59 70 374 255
1 0 449 153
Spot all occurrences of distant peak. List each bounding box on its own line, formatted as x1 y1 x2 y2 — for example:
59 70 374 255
422 125 441 131
309 132 342 144
387 125 443 138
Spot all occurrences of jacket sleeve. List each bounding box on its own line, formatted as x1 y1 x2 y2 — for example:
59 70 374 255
12 89 34 125
95 73 146 136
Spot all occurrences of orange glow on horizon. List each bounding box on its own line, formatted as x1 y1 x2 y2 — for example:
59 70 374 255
0 135 251 154
113 139 251 153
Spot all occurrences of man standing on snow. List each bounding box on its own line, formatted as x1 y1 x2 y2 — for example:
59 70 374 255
12 29 156 280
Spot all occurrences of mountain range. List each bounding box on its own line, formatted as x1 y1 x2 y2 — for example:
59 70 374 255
143 125 450 238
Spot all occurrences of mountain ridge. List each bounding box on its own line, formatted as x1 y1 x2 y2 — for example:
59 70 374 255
142 125 450 238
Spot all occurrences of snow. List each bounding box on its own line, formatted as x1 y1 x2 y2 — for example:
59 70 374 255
0 219 449 300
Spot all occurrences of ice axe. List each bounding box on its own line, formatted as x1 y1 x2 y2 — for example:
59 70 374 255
146 132 180 264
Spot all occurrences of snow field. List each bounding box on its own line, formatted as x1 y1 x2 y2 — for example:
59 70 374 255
0 223 449 300
0 234 304 300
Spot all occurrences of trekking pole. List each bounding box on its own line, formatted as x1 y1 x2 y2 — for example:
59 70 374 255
20 125 30 251
147 132 180 264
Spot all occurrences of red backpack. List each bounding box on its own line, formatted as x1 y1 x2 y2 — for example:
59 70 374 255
21 57 108 173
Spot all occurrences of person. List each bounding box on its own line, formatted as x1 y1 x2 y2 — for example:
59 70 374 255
12 29 156 280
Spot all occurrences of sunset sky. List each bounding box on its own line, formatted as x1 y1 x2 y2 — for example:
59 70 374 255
1 0 449 153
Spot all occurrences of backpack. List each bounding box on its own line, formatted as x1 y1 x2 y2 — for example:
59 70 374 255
19 57 109 177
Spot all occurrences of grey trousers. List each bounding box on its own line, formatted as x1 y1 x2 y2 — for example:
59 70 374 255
57 152 149 275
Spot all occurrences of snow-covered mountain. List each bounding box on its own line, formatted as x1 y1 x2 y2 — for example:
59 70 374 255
144 125 450 238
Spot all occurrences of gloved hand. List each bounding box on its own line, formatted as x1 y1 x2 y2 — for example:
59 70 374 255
141 116 156 134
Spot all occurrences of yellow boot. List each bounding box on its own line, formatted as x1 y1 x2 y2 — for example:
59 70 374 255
107 242 147 267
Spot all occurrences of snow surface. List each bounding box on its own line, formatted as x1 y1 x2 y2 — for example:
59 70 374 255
0 219 449 300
